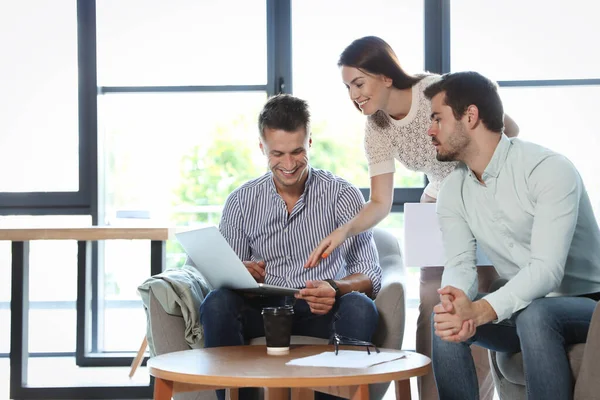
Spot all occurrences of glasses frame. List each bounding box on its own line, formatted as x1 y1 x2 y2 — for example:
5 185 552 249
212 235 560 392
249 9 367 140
332 333 380 356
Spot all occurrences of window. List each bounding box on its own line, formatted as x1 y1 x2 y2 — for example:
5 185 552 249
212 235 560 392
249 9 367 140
0 1 79 192
291 0 425 188
100 92 266 226
94 0 270 355
451 0 600 81
0 215 91 353
96 0 267 86
98 92 267 351
500 86 600 215
291 0 426 356
451 0 600 217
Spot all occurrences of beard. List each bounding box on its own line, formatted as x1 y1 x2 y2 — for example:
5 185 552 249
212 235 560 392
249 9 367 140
435 122 470 162
436 150 460 162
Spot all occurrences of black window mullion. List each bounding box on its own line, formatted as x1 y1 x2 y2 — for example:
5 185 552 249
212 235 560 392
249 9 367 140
424 0 451 75
266 0 292 96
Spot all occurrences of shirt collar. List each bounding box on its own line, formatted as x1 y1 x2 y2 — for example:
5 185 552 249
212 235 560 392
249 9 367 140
482 134 511 180
267 167 314 197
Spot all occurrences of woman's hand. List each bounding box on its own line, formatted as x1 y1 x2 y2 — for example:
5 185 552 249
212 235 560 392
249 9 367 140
304 225 350 268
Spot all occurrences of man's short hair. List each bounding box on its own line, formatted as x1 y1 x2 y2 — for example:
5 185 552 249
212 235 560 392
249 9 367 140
423 71 504 133
258 94 310 139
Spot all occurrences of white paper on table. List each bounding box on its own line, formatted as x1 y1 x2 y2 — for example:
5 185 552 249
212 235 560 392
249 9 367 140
285 350 406 368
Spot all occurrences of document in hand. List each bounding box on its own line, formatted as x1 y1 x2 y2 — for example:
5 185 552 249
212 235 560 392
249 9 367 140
285 350 406 369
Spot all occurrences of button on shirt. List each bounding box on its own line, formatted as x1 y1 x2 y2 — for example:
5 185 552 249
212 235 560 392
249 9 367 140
437 134 600 321
219 168 382 295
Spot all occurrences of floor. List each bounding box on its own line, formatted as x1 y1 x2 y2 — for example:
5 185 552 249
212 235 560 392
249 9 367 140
0 357 149 399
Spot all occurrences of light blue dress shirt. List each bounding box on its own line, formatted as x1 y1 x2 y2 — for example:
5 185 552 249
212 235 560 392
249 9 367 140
437 134 600 321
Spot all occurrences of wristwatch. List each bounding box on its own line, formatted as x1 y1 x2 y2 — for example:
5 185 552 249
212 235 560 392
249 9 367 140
324 279 341 299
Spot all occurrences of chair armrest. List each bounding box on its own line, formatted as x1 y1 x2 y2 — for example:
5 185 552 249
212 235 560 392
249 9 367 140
148 288 190 356
371 228 406 351
574 301 600 400
372 268 405 350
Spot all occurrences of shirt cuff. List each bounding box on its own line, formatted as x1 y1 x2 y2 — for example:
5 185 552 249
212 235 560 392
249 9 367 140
424 181 440 199
482 290 513 322
368 160 395 177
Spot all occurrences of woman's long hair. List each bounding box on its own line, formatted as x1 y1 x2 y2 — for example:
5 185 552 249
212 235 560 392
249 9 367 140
338 36 426 117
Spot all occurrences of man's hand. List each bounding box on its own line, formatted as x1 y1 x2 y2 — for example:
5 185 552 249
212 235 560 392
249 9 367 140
437 286 476 321
433 286 477 343
243 260 266 283
437 319 476 343
294 280 336 315
439 293 454 313
304 226 350 268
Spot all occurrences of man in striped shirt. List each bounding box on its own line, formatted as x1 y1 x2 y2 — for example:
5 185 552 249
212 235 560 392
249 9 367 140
200 94 382 399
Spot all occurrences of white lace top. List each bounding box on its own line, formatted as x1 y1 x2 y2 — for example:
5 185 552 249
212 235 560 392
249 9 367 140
364 74 458 198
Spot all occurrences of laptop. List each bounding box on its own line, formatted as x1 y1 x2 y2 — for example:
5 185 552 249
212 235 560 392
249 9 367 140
175 226 300 296
403 202 491 267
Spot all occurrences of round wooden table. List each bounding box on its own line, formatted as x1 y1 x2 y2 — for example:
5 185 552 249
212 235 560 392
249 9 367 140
147 345 431 400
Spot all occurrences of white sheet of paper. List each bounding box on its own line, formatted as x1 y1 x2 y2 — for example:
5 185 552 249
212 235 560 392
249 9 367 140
285 350 406 368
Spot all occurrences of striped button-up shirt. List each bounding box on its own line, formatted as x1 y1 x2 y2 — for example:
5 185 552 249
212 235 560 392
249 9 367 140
438 134 600 321
219 168 382 295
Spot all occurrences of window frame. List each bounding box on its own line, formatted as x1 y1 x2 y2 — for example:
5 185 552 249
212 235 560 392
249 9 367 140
0 0 98 216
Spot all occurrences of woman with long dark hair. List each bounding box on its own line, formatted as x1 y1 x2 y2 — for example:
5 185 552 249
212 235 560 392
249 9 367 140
305 36 519 400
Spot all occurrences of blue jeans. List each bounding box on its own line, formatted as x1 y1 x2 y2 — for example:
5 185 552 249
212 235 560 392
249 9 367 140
432 295 598 400
200 288 379 400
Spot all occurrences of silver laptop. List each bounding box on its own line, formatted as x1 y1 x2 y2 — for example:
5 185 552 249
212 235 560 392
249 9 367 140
175 226 300 296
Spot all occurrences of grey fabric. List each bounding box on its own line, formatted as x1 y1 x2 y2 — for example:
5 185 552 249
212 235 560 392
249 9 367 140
497 345 584 386
489 351 527 400
139 265 211 355
149 290 213 400
146 227 405 400
574 301 600 400
372 228 405 350
488 279 599 399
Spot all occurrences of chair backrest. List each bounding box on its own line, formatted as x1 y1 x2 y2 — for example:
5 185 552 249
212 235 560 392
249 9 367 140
372 227 404 275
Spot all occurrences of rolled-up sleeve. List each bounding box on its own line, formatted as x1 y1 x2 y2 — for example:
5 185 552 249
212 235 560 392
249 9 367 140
335 185 382 295
483 155 581 321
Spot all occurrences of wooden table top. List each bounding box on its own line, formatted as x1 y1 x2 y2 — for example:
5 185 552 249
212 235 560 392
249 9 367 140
0 226 175 241
147 345 431 388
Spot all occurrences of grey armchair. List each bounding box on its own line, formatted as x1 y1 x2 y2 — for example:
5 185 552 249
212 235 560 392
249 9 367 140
147 228 406 400
488 283 600 399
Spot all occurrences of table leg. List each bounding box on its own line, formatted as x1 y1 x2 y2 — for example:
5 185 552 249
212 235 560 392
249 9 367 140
265 387 289 400
291 388 314 400
350 385 369 400
394 379 411 400
228 388 239 400
154 378 173 400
